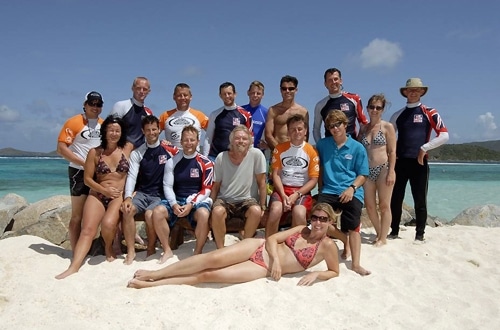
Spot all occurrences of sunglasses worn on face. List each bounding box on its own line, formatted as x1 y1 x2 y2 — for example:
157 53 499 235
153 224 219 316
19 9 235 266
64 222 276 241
88 102 103 107
280 86 296 92
328 122 343 129
368 105 383 111
310 214 329 223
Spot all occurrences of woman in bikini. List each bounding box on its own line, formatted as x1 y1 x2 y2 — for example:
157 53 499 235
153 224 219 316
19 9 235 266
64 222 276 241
358 94 396 246
56 115 130 279
127 203 340 288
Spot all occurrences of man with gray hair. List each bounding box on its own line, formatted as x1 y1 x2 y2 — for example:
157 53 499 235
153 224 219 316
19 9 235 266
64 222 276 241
209 125 267 248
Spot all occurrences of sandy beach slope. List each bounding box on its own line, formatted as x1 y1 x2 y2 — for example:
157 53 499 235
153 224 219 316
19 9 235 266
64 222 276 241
1 225 499 329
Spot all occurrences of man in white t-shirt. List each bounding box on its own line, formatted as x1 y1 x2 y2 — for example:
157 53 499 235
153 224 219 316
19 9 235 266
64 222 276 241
209 125 267 248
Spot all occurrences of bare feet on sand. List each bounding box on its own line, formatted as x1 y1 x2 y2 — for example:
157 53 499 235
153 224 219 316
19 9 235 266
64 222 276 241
123 253 136 265
127 278 155 289
341 249 351 260
55 268 77 280
352 265 371 276
133 269 156 281
105 246 117 262
158 250 174 264
374 239 387 247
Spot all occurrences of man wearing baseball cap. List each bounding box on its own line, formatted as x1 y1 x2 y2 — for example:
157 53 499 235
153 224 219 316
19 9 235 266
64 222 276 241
389 78 449 242
57 91 104 251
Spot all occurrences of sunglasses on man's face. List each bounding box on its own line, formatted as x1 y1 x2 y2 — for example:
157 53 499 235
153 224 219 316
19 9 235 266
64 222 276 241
328 122 343 129
88 102 103 107
368 105 384 111
280 86 296 92
310 214 329 223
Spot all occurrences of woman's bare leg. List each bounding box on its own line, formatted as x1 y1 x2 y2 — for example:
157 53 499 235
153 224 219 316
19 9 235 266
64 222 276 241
375 167 394 246
55 195 105 279
363 180 380 242
128 259 268 288
100 198 122 261
132 238 264 281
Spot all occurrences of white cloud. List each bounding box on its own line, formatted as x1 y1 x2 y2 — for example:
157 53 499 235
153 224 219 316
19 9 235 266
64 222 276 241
0 105 20 121
359 38 403 69
181 65 203 77
476 112 498 139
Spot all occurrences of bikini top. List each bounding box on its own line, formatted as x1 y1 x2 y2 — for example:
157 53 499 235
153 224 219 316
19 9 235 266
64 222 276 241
284 232 323 269
95 152 130 175
361 126 387 147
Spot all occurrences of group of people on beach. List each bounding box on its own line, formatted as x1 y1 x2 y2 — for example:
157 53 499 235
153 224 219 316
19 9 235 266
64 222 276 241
54 68 449 287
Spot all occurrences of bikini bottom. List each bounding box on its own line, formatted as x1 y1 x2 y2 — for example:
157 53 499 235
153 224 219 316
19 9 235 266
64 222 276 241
248 243 268 269
368 162 389 182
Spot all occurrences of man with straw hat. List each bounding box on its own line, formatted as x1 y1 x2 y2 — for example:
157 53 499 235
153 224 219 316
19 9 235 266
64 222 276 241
389 78 449 242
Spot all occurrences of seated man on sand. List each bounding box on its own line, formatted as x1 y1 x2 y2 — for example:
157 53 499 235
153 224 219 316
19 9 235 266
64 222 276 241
210 125 267 248
121 115 177 264
127 203 340 288
266 114 319 238
150 125 214 262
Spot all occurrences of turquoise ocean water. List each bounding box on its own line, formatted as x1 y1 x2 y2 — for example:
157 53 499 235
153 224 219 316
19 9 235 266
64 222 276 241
0 157 499 222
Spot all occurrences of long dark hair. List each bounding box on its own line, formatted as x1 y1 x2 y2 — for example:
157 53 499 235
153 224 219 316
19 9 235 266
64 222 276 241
100 115 128 149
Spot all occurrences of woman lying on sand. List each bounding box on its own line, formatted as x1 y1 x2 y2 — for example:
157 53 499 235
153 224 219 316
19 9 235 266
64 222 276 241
128 203 340 288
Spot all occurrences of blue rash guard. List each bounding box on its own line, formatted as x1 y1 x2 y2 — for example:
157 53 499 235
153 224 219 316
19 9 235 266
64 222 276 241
241 103 268 148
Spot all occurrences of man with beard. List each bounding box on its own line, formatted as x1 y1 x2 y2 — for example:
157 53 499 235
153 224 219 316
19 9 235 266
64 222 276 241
209 125 267 249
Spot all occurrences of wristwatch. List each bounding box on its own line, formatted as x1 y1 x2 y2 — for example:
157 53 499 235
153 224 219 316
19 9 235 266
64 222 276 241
261 205 267 211
349 184 357 192
295 191 303 198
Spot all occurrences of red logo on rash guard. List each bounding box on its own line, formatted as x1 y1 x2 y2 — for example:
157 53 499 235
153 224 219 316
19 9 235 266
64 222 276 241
158 155 168 164
413 114 423 123
232 118 241 126
190 168 200 178
340 103 349 111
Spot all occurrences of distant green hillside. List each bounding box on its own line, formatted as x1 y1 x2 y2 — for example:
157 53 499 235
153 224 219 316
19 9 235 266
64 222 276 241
465 140 500 152
0 148 59 157
428 142 500 162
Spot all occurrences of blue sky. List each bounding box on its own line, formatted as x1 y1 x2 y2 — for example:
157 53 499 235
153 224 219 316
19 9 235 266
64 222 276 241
1 0 499 152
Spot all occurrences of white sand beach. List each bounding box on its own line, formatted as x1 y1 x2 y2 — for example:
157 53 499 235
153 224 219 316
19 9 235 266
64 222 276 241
1 225 499 329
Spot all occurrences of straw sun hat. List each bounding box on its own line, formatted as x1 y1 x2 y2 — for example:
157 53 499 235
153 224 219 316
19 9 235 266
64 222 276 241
400 78 428 97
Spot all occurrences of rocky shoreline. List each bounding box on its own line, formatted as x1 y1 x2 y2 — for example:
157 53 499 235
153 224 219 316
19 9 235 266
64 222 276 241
1 193 499 248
